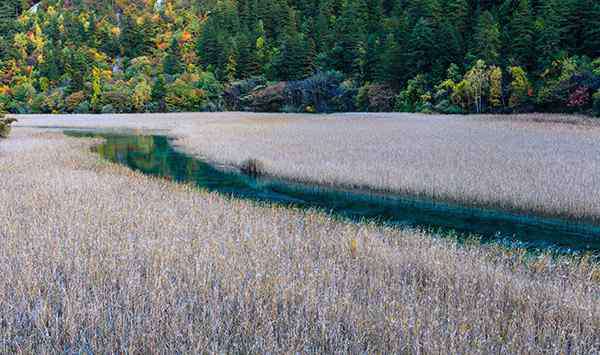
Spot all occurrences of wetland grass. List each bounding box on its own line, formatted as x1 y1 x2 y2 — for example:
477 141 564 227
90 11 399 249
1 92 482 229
0 128 599 353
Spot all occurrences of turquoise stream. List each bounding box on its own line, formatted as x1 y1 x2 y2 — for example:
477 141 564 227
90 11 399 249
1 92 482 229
67 131 600 254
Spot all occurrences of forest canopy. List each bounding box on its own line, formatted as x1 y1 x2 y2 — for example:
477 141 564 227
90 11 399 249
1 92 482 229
0 0 599 115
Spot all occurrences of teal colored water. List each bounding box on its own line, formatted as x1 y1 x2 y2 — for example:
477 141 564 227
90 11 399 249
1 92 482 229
67 131 600 254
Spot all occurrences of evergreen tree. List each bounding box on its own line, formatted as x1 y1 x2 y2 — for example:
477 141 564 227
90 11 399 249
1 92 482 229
470 11 501 65
0 0 20 34
272 10 307 80
445 0 469 35
163 38 182 75
237 32 260 79
435 20 463 79
509 0 535 68
535 0 563 70
559 0 586 54
314 4 331 52
407 18 435 78
328 0 366 76
365 0 383 34
151 74 167 111
197 17 226 76
583 1 600 58
360 34 382 83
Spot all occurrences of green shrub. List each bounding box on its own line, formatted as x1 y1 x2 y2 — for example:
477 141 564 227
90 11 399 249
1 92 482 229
74 101 91 114
395 75 429 112
101 81 133 113
101 104 115 114
356 84 395 112
164 71 223 112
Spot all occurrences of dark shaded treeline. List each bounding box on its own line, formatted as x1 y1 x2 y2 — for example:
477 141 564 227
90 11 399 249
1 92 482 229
0 0 599 114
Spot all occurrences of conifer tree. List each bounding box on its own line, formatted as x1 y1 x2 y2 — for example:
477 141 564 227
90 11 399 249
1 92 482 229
272 9 307 80
329 0 366 76
163 38 182 75
535 0 563 70
445 0 469 35
407 18 435 78
197 17 226 76
470 11 501 65
583 1 600 58
237 33 260 79
509 0 535 68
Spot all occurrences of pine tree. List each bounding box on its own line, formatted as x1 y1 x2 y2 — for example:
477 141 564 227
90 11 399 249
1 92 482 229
365 0 383 35
314 2 332 52
197 17 226 75
0 0 20 36
445 0 469 35
329 0 366 76
509 0 535 68
151 74 167 111
304 37 317 77
535 0 563 70
272 9 307 80
378 33 405 86
407 18 435 78
470 11 501 65
559 0 586 54
163 38 182 75
237 32 260 79
435 20 463 80
360 34 382 83
583 1 600 58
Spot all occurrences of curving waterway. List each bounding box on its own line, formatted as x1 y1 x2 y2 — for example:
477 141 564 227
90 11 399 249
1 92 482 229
67 131 600 254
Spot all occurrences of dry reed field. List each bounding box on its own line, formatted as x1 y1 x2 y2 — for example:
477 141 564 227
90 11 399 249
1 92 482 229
1 126 600 353
15 112 600 223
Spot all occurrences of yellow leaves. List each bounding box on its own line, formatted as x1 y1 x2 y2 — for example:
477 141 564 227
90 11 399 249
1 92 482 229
349 238 358 258
131 80 152 111
102 70 113 81
78 12 90 31
91 67 103 109
110 27 121 37
47 6 57 17
488 66 503 108
0 86 11 96
180 31 192 43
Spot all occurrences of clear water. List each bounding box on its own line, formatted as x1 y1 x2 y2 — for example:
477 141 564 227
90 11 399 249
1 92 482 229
67 131 600 254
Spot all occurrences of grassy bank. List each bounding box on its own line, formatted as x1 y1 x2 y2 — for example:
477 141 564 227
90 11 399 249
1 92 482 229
15 112 600 223
0 128 599 353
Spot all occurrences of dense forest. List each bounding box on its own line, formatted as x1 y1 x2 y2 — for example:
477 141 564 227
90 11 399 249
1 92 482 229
0 0 599 115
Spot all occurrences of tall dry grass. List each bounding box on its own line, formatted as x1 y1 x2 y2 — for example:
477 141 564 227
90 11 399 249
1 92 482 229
14 112 600 223
0 128 599 353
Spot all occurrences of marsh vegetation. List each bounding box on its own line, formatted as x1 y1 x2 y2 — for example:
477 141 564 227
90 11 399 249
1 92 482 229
2 114 600 353
1 127 600 353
